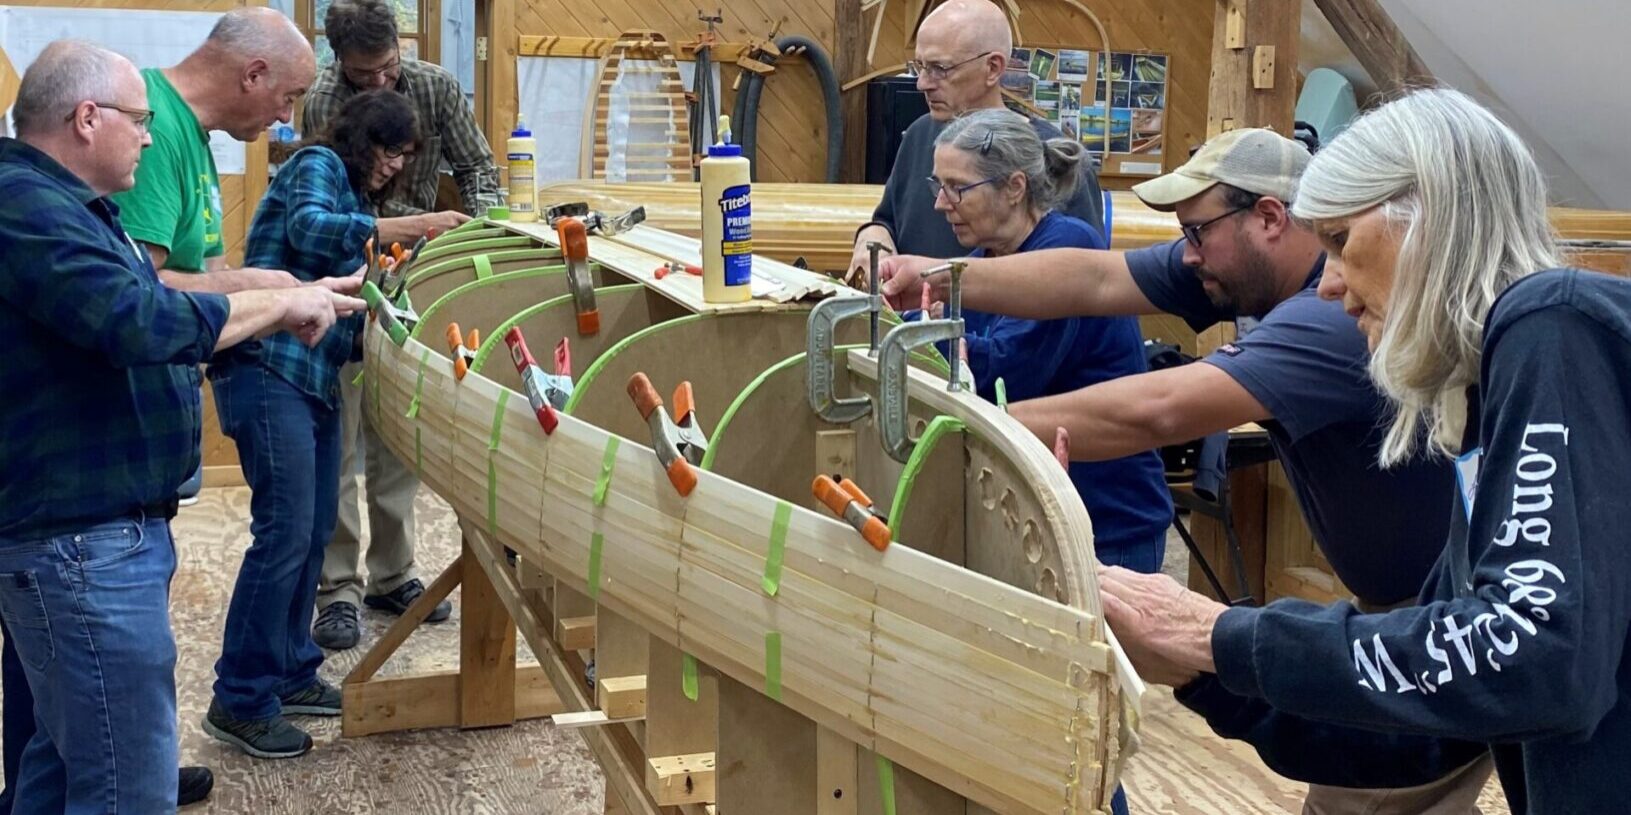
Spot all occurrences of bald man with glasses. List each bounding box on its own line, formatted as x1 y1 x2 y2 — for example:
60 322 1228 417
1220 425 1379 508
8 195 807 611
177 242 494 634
848 0 1103 285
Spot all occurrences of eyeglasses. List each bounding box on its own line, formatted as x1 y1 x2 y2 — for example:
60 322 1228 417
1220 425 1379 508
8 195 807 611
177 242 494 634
382 145 415 160
69 103 155 133
1180 199 1259 248
905 52 994 81
343 51 401 84
928 175 1002 204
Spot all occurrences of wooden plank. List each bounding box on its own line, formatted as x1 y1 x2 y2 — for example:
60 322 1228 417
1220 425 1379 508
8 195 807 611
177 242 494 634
648 753 716 806
1309 0 1434 94
815 429 858 481
835 0 867 182
816 726 859 815
345 554 465 687
598 675 649 719
459 538 519 728
1252 45 1276 89
558 615 598 651
340 664 563 737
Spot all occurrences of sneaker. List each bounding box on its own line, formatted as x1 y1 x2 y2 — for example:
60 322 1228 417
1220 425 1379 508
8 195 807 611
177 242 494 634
202 699 312 759
177 495 200 507
313 601 361 650
365 578 452 622
280 677 342 716
178 766 213 806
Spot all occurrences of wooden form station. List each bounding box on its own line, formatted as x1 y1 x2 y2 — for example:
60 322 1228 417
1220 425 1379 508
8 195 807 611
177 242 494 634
342 214 1143 814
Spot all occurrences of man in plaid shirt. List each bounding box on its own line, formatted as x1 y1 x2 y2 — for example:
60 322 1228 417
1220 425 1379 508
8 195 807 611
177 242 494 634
301 0 493 649
0 41 364 812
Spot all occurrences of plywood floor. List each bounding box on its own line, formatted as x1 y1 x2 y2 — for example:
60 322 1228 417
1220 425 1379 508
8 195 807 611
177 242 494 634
0 487 1511 814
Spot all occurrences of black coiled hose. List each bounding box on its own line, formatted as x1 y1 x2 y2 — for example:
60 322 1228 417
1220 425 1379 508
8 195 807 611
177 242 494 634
729 35 844 182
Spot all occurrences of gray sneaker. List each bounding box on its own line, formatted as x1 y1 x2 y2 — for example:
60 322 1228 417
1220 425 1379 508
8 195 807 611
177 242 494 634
202 699 312 759
365 578 452 623
313 601 360 650
280 677 342 716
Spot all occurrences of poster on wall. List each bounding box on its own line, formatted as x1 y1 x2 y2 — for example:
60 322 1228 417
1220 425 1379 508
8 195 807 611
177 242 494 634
1028 48 1056 80
995 41 1168 172
1057 49 1092 83
1089 51 1167 158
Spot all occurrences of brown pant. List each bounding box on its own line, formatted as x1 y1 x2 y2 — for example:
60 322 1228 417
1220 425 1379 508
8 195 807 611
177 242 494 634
1302 595 1494 815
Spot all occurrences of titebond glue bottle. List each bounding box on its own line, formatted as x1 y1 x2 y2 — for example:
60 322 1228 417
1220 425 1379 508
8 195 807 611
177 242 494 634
700 115 751 303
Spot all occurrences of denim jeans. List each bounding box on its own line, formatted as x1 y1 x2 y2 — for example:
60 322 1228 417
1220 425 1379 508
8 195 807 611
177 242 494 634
210 364 342 720
0 614 33 815
1096 528 1169 575
0 515 179 814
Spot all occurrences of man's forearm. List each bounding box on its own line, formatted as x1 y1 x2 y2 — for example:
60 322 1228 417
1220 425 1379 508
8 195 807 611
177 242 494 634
1010 377 1177 461
160 268 254 294
215 290 287 351
959 248 1132 319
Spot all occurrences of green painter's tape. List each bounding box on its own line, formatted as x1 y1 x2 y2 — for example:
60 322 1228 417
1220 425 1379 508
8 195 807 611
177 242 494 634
764 631 783 701
682 653 699 701
370 364 381 418
995 377 1008 411
352 365 366 386
473 254 493 280
594 436 620 507
761 501 791 596
887 415 967 540
487 390 511 537
876 756 897 815
406 349 430 418
587 532 604 602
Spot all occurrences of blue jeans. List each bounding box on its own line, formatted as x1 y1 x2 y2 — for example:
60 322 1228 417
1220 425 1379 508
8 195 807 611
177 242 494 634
210 365 342 720
1096 528 1168 574
0 515 179 814
0 614 33 814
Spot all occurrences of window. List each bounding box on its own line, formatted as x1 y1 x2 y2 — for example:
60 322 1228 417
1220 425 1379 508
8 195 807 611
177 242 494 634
298 0 436 68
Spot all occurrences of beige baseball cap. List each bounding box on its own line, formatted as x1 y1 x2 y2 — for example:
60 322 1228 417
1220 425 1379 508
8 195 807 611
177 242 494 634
1132 128 1311 212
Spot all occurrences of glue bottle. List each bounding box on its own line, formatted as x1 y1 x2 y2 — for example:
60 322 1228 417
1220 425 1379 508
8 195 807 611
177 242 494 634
507 116 537 222
700 114 751 303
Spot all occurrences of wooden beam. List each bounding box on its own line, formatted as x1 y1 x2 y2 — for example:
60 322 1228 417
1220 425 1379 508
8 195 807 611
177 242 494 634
834 0 868 183
647 753 716 806
345 554 465 686
598 675 649 720
340 664 562 737
1309 0 1433 95
459 537 518 728
557 615 597 651
1207 0 1300 138
518 35 754 63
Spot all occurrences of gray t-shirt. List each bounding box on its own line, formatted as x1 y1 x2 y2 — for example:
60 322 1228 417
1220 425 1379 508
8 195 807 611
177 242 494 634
869 112 1104 258
1127 239 1456 606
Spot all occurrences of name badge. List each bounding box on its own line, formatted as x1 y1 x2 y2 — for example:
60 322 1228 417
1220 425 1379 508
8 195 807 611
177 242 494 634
1454 447 1482 521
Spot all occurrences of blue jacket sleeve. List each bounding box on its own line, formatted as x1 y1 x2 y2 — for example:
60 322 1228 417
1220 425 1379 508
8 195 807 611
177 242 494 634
0 189 226 367
1212 304 1631 743
284 153 375 271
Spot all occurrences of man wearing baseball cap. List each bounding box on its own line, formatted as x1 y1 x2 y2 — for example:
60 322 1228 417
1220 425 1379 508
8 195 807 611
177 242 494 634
881 128 1494 813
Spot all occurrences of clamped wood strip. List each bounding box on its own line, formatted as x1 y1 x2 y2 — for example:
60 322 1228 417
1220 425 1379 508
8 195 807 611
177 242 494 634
445 323 480 381
555 217 600 336
504 326 561 434
812 474 891 552
627 372 703 497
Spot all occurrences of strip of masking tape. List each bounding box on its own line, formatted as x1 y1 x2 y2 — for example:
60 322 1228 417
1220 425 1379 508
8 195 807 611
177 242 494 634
487 390 510 537
593 436 620 507
406 348 430 418
995 377 1008 411
887 415 966 533
587 532 604 602
474 254 493 280
682 653 699 701
352 365 366 386
764 631 783 702
761 501 791 596
876 755 897 815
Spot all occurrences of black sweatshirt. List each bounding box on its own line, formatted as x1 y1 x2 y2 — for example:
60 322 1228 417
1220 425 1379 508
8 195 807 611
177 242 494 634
1181 270 1631 814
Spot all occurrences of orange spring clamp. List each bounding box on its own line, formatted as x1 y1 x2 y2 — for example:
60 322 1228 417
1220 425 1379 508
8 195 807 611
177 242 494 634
555 217 600 336
505 326 560 434
654 260 703 280
445 322 480 381
812 475 891 551
627 373 706 497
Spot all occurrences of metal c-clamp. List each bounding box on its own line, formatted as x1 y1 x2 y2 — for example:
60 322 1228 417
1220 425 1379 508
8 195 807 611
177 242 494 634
877 260 965 463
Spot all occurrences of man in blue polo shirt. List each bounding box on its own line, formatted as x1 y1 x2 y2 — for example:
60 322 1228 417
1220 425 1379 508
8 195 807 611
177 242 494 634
0 41 364 812
881 128 1492 814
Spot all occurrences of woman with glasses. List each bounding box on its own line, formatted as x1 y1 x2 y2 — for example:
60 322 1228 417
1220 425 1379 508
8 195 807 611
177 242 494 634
202 89 421 759
927 109 1173 571
1099 87 1631 814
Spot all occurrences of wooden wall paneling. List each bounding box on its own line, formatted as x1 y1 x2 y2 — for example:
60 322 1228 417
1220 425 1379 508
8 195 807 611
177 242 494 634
835 0 866 182
1262 462 1349 604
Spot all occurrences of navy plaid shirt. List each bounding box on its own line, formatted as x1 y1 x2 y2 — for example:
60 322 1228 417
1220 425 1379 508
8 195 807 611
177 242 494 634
0 138 229 539
225 146 372 409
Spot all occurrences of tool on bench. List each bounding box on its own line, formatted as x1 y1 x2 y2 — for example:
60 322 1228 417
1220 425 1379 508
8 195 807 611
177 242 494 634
555 217 600 336
361 280 416 346
877 261 966 462
811 474 891 552
626 373 707 497
445 323 480 380
654 260 703 279
543 202 647 236
505 326 572 434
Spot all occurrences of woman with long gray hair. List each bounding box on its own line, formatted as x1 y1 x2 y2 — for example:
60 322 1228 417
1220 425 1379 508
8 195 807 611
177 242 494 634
1089 87 1631 812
